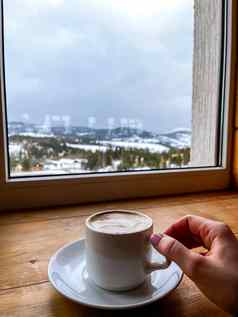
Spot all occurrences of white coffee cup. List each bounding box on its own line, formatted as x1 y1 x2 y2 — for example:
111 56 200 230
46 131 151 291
85 210 170 291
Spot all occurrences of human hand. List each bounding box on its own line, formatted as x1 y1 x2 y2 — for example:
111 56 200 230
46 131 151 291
150 215 238 315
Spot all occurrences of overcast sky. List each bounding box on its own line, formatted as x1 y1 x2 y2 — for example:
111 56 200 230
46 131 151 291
4 0 193 133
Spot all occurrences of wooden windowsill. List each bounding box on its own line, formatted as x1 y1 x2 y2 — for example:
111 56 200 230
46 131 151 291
1 190 237 316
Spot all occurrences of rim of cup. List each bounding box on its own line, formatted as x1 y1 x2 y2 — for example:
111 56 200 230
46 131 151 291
86 209 153 235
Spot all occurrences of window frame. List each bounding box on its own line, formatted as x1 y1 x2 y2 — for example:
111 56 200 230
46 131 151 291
0 0 236 211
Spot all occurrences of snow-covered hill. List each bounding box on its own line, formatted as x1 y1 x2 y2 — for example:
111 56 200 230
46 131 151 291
8 122 191 152
159 129 191 148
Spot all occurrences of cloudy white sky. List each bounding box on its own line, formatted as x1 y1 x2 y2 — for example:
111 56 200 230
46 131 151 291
4 0 193 133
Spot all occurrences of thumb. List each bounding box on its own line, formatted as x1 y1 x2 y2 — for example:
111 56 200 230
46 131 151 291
150 234 203 278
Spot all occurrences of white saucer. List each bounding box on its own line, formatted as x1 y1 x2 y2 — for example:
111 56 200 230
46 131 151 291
48 239 183 310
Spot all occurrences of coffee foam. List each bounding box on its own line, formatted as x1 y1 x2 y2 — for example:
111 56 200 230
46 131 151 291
89 211 151 234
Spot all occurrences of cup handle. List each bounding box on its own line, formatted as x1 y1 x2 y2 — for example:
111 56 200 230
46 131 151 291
145 255 171 274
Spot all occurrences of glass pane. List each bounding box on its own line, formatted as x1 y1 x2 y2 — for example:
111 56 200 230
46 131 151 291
3 0 223 177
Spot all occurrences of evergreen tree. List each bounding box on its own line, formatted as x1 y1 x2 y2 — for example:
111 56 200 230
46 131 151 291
22 158 32 171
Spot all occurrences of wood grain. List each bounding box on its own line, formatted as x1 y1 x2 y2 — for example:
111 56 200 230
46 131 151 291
0 277 230 317
0 190 236 226
0 191 237 316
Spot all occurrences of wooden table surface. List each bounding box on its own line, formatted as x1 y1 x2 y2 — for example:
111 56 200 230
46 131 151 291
1 190 238 317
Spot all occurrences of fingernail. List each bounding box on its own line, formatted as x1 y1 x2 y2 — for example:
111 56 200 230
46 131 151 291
150 234 163 246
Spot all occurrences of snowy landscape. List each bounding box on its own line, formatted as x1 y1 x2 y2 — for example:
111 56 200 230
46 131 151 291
8 122 191 176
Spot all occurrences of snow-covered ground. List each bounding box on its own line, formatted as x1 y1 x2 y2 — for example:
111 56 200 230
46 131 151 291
164 128 191 134
160 129 191 148
8 127 191 176
66 143 108 152
44 158 87 172
175 133 191 147
158 135 190 149
99 140 169 153
11 158 123 176
9 143 28 158
67 140 170 153
11 170 66 177
9 143 23 155
19 132 54 138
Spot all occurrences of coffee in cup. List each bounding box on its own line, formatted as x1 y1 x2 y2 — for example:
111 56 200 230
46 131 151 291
88 211 151 234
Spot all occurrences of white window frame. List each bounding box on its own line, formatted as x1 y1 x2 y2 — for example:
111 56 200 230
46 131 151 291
0 0 236 211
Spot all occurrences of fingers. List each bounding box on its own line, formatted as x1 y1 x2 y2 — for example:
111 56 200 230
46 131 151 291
151 233 204 278
164 215 231 249
164 216 202 249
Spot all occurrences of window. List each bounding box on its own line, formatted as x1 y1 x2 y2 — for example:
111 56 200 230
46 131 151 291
4 0 194 177
0 0 236 210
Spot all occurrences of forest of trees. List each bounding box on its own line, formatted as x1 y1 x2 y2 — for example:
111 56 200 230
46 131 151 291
9 135 190 173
